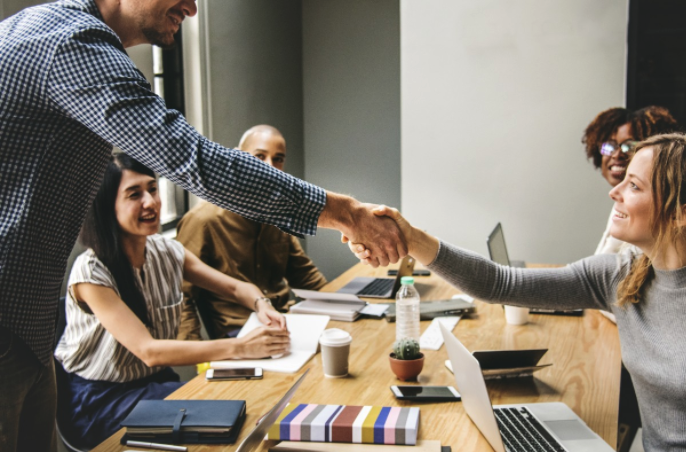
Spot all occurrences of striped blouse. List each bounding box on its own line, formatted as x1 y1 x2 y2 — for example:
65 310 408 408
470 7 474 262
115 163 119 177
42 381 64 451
55 235 185 382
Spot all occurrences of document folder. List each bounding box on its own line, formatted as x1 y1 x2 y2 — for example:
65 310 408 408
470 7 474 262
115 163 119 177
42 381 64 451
120 399 246 444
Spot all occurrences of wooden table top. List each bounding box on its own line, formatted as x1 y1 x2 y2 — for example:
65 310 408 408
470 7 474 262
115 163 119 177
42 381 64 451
92 262 621 451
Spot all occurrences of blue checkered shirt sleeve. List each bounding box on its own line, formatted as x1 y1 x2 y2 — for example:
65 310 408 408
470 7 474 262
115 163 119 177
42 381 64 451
47 25 326 237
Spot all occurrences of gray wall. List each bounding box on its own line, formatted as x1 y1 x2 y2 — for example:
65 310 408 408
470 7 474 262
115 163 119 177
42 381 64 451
201 0 305 180
0 0 42 19
400 0 628 264
302 0 401 279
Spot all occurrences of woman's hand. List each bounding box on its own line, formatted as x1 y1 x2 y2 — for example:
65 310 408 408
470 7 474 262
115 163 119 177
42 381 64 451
235 326 290 359
256 298 287 329
343 205 439 266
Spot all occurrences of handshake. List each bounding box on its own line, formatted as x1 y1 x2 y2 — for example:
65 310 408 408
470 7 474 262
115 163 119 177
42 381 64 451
319 193 438 268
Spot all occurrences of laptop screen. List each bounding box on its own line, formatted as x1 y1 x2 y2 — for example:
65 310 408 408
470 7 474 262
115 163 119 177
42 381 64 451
487 223 511 266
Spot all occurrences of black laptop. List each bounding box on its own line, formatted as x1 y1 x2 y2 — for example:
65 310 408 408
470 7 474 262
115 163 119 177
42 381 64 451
337 256 415 298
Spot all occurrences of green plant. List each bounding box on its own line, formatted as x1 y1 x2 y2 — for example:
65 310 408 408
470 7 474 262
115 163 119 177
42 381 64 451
392 338 421 360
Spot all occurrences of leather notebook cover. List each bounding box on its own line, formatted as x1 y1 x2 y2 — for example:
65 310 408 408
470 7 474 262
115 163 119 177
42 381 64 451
120 399 246 444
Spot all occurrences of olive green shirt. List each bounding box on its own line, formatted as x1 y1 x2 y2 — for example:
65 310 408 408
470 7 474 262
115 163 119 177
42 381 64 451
176 202 327 339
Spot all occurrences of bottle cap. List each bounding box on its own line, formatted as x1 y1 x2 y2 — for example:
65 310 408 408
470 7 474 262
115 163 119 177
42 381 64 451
400 276 415 285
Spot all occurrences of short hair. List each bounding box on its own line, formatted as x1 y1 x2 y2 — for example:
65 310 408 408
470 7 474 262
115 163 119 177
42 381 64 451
617 133 686 305
582 106 679 169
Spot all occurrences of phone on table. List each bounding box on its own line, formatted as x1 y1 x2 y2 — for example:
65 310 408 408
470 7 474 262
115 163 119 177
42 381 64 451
387 269 431 276
390 385 460 402
206 368 263 381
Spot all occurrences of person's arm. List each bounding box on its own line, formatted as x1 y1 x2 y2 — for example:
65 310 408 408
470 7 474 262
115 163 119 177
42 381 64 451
72 283 290 367
352 206 620 311
47 29 405 265
284 236 328 291
183 248 286 329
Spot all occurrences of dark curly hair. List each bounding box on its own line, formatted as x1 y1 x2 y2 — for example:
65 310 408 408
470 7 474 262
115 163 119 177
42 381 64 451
582 106 679 169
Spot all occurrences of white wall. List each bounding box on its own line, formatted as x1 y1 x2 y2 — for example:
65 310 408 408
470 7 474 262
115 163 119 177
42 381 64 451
302 0 401 279
401 0 628 264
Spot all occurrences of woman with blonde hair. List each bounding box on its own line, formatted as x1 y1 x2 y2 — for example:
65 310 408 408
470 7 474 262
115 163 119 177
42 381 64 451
352 133 686 450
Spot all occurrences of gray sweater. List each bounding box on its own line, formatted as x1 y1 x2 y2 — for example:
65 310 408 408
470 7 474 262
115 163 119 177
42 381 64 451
428 240 686 451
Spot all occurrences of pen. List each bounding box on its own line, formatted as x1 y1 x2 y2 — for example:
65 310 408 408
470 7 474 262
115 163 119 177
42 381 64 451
126 440 188 452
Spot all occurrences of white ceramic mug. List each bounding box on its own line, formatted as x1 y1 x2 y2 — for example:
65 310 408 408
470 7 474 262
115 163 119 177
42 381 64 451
504 305 529 325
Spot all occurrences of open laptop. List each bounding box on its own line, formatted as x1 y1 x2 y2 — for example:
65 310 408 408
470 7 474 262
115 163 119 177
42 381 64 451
337 256 415 298
487 222 525 268
235 369 309 452
487 223 582 316
439 323 613 452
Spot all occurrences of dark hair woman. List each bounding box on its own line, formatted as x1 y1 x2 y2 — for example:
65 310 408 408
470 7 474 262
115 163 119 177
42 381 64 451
55 154 289 448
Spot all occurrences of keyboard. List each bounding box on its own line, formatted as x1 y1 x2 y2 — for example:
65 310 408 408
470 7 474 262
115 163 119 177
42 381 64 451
358 278 394 296
494 407 567 452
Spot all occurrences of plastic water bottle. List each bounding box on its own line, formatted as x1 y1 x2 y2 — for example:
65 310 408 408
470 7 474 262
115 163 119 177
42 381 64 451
395 276 420 341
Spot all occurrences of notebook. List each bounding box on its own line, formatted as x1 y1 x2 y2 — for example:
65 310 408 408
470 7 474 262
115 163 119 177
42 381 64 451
290 289 367 322
439 323 614 452
210 313 329 373
120 399 246 444
337 256 415 298
487 223 582 316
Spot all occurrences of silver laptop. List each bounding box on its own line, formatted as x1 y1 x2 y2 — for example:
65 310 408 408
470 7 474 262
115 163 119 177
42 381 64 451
439 323 613 452
487 222 525 268
235 369 309 452
337 256 415 298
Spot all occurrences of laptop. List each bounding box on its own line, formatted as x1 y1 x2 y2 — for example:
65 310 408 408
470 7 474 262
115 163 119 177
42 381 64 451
439 323 613 452
235 369 309 452
487 222 525 268
337 256 415 298
487 223 582 316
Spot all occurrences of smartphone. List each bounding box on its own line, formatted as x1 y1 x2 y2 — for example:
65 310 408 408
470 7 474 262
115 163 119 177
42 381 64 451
387 269 431 277
390 385 460 402
206 368 263 381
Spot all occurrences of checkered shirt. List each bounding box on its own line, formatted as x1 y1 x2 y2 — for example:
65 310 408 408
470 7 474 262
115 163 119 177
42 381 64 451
0 0 326 366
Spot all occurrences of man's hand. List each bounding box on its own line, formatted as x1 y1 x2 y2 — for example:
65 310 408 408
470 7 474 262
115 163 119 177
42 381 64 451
318 193 407 267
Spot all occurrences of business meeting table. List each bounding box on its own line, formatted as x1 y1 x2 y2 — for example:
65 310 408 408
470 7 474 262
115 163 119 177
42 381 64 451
92 261 621 451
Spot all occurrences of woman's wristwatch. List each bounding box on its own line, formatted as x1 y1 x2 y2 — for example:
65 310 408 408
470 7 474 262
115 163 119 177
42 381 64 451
254 296 272 312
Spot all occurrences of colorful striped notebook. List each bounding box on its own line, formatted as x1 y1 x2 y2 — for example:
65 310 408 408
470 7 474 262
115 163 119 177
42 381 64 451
267 404 420 445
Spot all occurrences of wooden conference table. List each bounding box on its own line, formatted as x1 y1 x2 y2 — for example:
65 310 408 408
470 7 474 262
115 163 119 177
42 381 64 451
92 262 621 451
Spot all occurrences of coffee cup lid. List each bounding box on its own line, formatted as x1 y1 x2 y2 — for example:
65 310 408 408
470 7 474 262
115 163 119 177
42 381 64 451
319 328 352 346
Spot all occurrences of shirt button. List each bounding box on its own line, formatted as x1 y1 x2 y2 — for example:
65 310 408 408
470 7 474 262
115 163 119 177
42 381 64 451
263 289 269 294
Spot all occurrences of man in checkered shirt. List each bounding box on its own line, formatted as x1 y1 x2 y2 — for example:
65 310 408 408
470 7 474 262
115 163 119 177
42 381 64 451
0 1 406 450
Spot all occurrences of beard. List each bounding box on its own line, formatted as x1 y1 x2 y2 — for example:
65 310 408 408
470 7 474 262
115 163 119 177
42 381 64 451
142 27 177 49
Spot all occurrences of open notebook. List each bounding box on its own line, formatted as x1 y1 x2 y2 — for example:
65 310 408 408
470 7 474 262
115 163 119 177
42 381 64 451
210 313 329 373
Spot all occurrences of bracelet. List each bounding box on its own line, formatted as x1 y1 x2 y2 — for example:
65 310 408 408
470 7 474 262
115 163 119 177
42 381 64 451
254 297 272 312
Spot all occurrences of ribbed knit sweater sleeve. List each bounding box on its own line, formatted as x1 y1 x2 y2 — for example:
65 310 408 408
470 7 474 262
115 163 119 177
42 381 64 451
427 240 625 311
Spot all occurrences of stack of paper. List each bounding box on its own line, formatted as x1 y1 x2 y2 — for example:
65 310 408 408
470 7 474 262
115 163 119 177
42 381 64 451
290 289 367 322
210 313 329 373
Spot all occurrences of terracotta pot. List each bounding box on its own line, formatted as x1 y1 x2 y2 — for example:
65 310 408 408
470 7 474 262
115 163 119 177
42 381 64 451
389 352 425 381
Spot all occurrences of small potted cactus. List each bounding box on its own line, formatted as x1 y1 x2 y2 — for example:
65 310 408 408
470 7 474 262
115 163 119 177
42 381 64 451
389 338 424 381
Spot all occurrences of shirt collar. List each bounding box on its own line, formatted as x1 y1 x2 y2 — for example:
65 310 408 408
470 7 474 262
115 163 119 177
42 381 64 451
60 0 105 23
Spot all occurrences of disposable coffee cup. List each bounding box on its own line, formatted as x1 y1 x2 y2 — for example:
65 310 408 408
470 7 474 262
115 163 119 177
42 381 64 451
504 305 529 325
319 328 352 378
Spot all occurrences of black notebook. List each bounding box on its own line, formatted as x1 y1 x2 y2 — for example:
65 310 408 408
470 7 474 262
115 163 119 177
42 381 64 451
120 399 246 444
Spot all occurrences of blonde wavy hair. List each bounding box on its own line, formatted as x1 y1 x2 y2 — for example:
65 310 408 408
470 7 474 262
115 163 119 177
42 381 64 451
617 133 686 305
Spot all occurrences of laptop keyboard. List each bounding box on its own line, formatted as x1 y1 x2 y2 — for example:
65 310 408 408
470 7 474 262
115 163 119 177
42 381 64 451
357 278 394 296
494 407 567 452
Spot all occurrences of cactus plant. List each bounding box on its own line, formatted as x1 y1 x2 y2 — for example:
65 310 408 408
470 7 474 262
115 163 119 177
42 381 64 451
392 338 421 360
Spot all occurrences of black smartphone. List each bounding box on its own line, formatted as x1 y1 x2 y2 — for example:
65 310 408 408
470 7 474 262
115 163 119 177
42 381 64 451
206 368 263 381
390 385 460 402
387 269 431 276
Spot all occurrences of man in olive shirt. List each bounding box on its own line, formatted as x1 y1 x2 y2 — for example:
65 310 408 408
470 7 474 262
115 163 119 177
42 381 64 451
177 125 327 339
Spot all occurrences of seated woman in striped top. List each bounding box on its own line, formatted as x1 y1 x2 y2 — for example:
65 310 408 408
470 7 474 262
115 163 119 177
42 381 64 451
54 153 290 448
